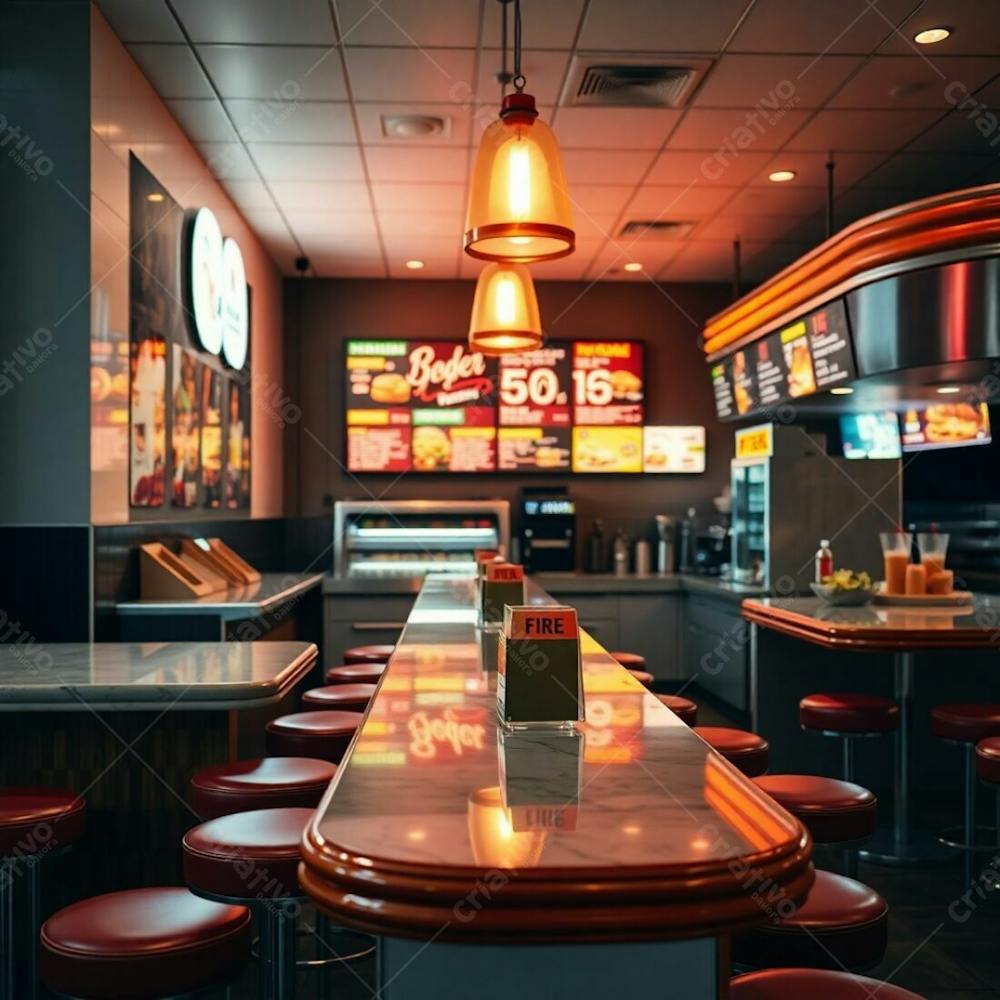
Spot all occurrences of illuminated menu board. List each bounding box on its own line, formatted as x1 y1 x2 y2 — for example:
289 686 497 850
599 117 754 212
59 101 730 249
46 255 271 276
347 339 646 473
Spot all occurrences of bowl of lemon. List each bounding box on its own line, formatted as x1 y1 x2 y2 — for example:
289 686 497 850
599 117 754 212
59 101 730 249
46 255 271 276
811 569 875 606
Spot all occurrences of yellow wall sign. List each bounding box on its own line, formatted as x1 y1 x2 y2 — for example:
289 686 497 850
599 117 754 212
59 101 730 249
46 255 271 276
735 424 773 459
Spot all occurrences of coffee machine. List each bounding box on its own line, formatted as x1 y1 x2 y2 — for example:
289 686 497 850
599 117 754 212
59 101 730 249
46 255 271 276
519 487 577 573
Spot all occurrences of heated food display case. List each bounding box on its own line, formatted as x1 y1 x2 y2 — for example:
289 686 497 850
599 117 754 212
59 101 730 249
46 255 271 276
334 500 510 577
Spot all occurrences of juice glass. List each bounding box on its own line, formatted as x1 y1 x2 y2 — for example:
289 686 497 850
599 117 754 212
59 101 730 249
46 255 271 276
880 532 912 595
918 532 950 577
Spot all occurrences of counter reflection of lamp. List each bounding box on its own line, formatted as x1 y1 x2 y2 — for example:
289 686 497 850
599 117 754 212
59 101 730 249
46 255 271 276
499 728 584 833
703 754 794 852
467 786 545 868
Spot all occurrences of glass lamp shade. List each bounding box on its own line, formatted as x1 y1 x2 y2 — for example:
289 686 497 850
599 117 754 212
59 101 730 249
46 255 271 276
464 93 575 263
468 262 542 356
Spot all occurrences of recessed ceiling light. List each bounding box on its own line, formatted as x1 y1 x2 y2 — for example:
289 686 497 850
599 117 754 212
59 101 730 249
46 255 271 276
146 192 165 203
830 386 854 395
623 261 643 272
381 114 449 139
936 385 961 394
768 169 796 183
404 259 425 270
914 26 951 44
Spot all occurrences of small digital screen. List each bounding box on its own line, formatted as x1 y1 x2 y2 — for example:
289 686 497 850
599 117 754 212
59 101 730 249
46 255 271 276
840 411 902 459
901 402 992 452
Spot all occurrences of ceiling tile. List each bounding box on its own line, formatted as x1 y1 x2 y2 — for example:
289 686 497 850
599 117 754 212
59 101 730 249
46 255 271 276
225 100 355 144
165 98 239 142
645 149 774 186
625 184 738 217
694 54 864 109
354 102 473 146
481 0 586 49
752 151 888 188
388 259 459 279
269 180 372 212
345 48 476 103
880 0 1000 56
372 183 466 213
96 0 183 42
527 257 592 281
196 141 260 180
364 146 469 183
375 212 465 238
220 178 279 212
475 49 571 106
829 56 1000 109
855 152 991 194
573 213 621 241
568 184 635 215
586 242 682 280
551 107 682 150
310 258 388 278
336 0 479 48
579 0 747 52
171 0 335 44
249 143 365 181
382 235 463 260
783 108 941 151
668 108 812 150
729 0 915 55
722 184 836 216
692 213 826 244
198 45 347 100
560 149 655 186
904 109 998 154
283 210 378 238
238 208 294 243
127 44 215 98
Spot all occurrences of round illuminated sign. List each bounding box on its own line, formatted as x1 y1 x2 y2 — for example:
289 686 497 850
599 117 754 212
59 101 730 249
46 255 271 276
188 207 224 355
221 237 248 370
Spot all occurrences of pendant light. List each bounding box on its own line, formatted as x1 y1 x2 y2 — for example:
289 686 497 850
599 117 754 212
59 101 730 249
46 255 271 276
468 262 542 355
464 0 574 263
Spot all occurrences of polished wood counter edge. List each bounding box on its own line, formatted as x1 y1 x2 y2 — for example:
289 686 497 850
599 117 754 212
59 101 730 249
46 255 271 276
702 183 1000 356
301 575 813 943
742 596 1000 650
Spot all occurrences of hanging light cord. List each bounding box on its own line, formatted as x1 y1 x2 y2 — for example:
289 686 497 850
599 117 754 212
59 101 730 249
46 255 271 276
500 0 509 96
512 0 525 92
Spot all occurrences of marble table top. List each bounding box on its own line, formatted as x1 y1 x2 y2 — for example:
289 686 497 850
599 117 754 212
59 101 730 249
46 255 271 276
0 641 318 710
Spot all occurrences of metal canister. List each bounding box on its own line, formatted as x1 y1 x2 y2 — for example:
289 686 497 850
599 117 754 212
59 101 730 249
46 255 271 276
634 539 651 576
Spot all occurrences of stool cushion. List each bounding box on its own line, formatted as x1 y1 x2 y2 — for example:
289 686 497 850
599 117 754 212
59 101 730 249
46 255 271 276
733 870 888 972
931 703 1000 744
40 887 251 1000
0 787 85 856
343 645 395 664
610 651 646 669
183 807 313 900
627 668 654 688
731 969 925 999
694 727 770 777
754 775 877 844
266 710 363 763
325 663 386 686
800 692 899 735
657 694 698 726
303 683 376 712
189 758 336 820
976 737 1000 785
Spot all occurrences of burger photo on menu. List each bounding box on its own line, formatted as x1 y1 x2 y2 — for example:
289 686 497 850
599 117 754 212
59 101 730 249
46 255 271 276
571 426 643 473
902 402 991 449
779 320 817 398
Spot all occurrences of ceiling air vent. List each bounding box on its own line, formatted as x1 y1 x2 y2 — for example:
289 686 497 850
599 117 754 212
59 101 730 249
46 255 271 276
561 54 710 108
619 220 693 241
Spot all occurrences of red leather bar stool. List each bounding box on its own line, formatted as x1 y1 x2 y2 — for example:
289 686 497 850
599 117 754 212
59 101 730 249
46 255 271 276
183 808 309 999
736 775 885 973
302 682 376 712
343 644 395 665
1 787 85 999
731 969 926 999
626 669 654 688
39 887 250 999
694 727 769 777
189 758 337 820
610 651 646 670
266 711 363 764
977 737 1000 871
656 693 698 726
930 702 1000 886
799 692 898 782
324 662 386 686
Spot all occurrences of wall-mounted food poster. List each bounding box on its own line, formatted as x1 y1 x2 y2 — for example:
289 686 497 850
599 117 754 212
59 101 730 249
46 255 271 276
226 381 251 508
171 345 201 507
642 426 706 473
129 333 166 507
200 367 223 508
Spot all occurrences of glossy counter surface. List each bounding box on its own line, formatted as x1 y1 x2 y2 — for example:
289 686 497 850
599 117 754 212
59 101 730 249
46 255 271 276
116 572 324 618
0 641 318 710
743 595 1000 649
302 575 811 943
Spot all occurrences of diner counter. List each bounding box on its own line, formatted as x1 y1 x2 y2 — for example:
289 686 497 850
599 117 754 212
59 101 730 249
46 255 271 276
0 641 318 710
301 575 812 950
742 595 999 649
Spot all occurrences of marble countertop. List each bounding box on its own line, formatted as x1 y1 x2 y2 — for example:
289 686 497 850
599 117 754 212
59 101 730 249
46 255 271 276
116 572 324 618
744 595 1000 649
300 575 811 943
0 641 318 710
